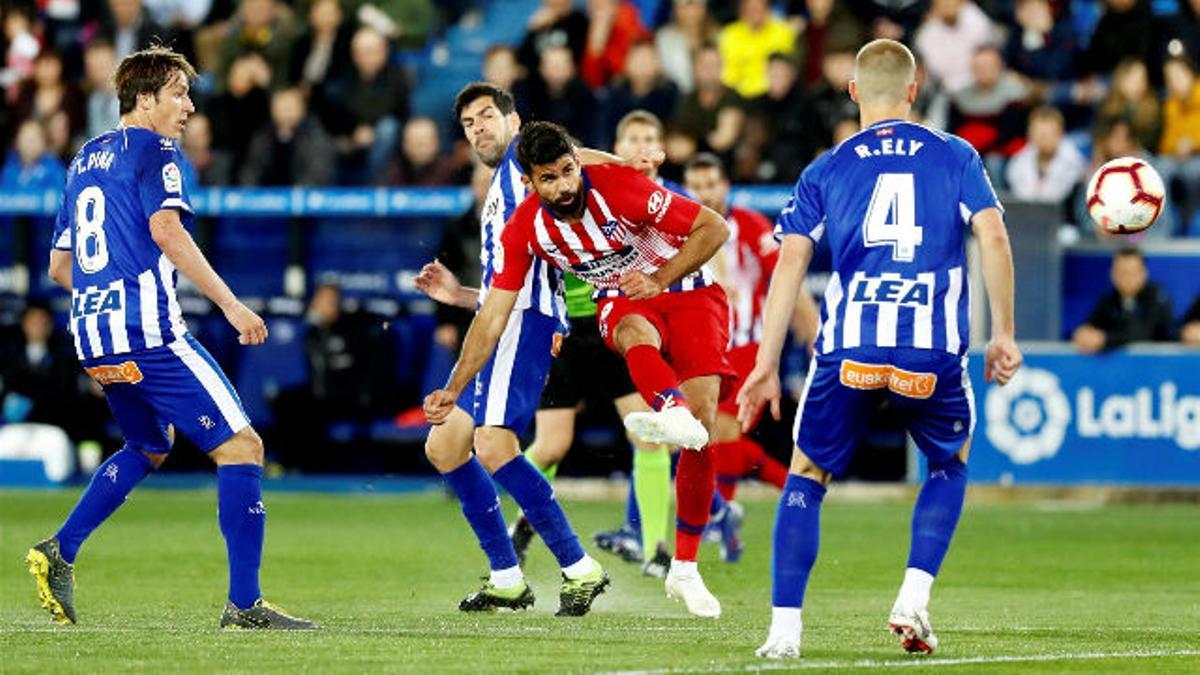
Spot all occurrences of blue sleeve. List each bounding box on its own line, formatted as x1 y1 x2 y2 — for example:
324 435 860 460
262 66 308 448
138 139 193 224
958 142 1002 221
774 155 827 243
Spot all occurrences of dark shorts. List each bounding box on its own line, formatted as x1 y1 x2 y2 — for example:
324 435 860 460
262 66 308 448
539 316 636 409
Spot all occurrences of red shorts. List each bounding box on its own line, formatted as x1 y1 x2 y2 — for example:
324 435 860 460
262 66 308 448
718 342 759 417
597 284 737 399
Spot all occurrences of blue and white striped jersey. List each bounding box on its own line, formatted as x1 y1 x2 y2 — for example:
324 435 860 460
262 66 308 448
478 135 567 330
52 126 194 360
776 120 1002 356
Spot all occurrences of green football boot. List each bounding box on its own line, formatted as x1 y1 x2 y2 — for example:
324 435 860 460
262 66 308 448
555 563 610 617
26 537 75 624
459 578 536 612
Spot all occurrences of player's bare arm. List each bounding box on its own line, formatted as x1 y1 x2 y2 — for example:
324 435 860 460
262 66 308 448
48 249 72 291
620 206 730 300
971 207 1022 385
415 259 480 309
791 286 820 355
737 234 814 432
578 147 665 174
149 209 267 346
423 287 520 424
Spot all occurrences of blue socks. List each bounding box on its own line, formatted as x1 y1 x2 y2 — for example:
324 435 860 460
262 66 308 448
907 458 968 575
493 456 585 568
56 447 156 563
217 464 265 609
442 457 519 572
771 475 827 608
710 488 727 517
625 477 641 534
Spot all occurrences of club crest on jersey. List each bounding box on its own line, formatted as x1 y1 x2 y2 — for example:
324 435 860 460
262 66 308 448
848 275 931 306
162 162 182 194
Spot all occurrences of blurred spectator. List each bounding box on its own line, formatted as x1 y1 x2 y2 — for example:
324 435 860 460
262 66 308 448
384 116 468 186
581 0 650 88
656 0 719 94
181 112 232 186
1080 117 1175 237
806 48 858 154
288 0 355 95
525 45 598 146
1181 295 1200 346
328 26 410 183
1005 106 1087 204
0 303 100 444
240 87 336 186
82 40 120 142
517 0 590 73
1002 0 1077 83
483 44 522 91
914 0 998 92
348 0 436 50
1096 59 1162 154
718 0 795 98
1080 0 1153 78
791 0 866 87
2 6 40 94
14 50 84 146
671 43 744 162
1158 57 1200 229
744 53 813 183
1 120 67 191
601 40 678 147
911 58 949 129
216 0 295 92
143 0 214 29
1156 0 1200 79
1072 248 1173 352
433 162 489 352
209 52 272 180
99 0 163 60
946 46 1029 159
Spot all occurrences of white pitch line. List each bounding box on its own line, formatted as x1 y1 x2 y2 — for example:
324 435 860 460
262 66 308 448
601 649 1200 674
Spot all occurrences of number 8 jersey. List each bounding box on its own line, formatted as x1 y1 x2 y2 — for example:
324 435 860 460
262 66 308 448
776 119 1002 357
52 127 195 360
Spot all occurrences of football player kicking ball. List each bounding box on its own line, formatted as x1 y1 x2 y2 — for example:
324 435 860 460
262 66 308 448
426 121 734 618
738 39 1022 658
26 47 314 629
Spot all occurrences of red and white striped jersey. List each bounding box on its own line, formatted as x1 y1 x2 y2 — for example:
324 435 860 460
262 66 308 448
491 164 714 299
722 206 779 347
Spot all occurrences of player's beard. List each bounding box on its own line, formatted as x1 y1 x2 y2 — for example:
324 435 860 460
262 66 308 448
554 188 584 217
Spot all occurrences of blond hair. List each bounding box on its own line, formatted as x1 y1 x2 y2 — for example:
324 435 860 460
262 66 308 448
853 39 916 106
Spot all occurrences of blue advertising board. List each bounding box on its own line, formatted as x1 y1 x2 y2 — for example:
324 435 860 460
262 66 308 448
967 344 1200 485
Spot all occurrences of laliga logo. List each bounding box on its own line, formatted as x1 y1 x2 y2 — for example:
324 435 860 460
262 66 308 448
984 367 1071 464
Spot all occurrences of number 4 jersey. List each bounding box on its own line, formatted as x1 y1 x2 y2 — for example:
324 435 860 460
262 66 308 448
776 119 1002 357
52 127 195 360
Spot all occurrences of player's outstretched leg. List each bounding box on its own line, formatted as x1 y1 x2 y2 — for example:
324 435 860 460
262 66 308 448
888 457 967 654
483 431 608 617
26 445 158 624
758 471 828 658
621 345 708 449
214 430 317 630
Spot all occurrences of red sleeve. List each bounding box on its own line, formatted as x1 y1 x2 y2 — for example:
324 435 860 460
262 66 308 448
742 208 779 276
591 164 701 236
490 197 539 292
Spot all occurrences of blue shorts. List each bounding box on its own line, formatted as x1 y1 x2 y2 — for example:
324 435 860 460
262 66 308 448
456 309 561 436
793 347 975 475
82 334 251 454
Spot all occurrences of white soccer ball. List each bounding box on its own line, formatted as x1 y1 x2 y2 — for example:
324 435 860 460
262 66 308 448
1085 157 1166 235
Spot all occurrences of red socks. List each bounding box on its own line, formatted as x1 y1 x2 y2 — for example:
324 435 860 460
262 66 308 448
674 445 716 561
624 345 686 411
714 438 789 500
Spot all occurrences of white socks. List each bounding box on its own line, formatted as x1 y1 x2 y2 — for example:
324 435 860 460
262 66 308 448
490 565 524 589
562 555 597 579
768 607 802 639
895 567 935 612
670 559 698 576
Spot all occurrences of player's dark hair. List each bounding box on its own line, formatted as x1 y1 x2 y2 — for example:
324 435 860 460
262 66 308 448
454 82 516 120
516 121 576 174
685 152 726 179
114 46 196 115
1114 247 1144 262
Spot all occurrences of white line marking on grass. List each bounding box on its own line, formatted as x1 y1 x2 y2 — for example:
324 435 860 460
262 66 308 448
602 649 1200 674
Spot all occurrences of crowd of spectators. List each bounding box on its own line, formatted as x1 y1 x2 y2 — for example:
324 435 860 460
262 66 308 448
1 0 1199 235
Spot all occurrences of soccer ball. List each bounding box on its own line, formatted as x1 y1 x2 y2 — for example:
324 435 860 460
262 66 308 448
1085 157 1166 235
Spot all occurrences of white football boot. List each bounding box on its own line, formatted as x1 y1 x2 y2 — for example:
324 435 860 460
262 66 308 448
624 407 709 449
888 605 939 654
664 561 721 618
755 634 802 659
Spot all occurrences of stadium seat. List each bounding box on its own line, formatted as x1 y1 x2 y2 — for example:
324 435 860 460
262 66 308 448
233 316 309 427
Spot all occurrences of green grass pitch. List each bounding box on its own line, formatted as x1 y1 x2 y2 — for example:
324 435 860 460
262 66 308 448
2 488 1198 673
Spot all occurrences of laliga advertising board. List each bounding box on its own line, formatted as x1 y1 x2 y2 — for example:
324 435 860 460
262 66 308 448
965 345 1200 484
